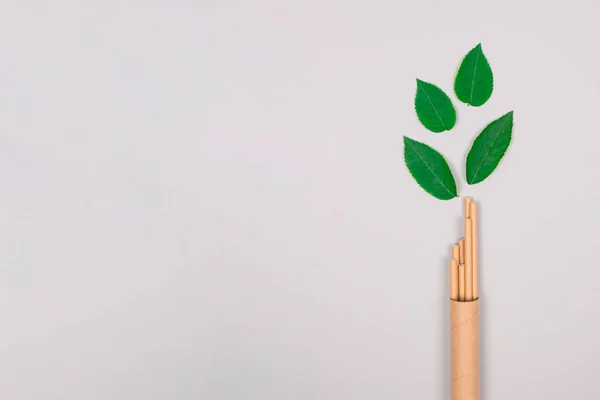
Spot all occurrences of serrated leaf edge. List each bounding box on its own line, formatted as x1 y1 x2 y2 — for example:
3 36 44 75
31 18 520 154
467 111 513 184
414 79 456 132
454 43 495 107
416 80 449 131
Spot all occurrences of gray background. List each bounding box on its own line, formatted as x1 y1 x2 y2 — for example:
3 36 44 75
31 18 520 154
1 1 599 399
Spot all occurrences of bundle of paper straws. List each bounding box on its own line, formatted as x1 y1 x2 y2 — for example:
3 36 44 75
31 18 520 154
449 197 480 400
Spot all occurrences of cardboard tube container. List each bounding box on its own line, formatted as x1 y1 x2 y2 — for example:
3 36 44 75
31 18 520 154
450 299 480 400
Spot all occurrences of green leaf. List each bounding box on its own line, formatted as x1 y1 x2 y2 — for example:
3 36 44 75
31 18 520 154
454 43 494 107
403 136 458 200
466 111 514 185
414 79 456 133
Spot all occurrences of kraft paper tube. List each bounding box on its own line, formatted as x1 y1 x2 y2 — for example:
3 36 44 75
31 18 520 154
450 299 480 400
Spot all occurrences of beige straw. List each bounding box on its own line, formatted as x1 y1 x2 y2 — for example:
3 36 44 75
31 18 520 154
464 197 472 219
465 218 473 301
458 264 465 301
470 202 479 300
452 245 460 263
458 238 465 265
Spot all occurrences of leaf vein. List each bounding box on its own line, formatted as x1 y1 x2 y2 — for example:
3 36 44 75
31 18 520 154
406 140 454 197
470 118 511 182
418 81 448 131
469 47 481 104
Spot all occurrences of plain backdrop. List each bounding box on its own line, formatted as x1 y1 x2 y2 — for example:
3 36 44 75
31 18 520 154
1 1 600 399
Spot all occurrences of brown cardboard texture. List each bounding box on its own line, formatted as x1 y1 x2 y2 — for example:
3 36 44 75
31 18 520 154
450 299 480 400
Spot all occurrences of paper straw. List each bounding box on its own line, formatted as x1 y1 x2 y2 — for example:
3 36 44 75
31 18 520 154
464 197 472 219
470 203 479 300
465 218 473 301
458 264 465 301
